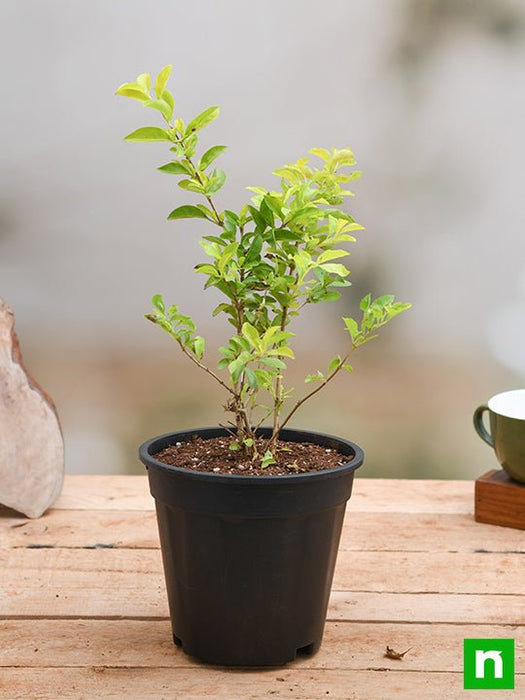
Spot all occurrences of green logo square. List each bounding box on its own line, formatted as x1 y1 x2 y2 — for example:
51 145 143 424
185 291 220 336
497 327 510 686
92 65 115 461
464 639 514 690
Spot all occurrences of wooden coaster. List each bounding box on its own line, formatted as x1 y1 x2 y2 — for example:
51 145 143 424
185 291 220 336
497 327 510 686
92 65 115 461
475 469 525 530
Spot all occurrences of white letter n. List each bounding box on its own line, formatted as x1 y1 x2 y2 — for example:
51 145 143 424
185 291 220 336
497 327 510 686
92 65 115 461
475 649 503 679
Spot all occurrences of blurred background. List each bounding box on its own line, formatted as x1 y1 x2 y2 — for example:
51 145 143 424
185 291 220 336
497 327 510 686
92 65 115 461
1 0 524 478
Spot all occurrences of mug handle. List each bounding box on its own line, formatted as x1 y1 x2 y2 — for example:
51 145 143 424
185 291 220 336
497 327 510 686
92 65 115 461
473 405 494 447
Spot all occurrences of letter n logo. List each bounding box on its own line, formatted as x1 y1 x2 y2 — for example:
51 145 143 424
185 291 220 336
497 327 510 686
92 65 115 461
464 639 515 689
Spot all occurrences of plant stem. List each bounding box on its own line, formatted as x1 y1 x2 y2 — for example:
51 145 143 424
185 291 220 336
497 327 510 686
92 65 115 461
273 346 356 438
271 305 288 438
176 340 236 397
165 117 223 227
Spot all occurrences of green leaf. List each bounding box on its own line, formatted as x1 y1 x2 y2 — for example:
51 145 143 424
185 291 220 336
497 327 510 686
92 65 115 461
317 249 350 264
242 322 261 350
245 367 258 389
343 317 359 341
322 208 354 221
178 178 204 194
263 329 295 346
115 83 149 102
317 290 341 302
158 161 191 175
152 294 165 313
212 302 233 317
309 147 331 161
328 357 342 374
199 145 227 170
254 369 273 388
229 441 241 452
162 89 175 115
194 204 216 221
194 264 218 276
218 345 234 358
259 199 275 227
154 64 172 99
260 357 286 369
218 242 238 273
206 168 226 195
193 336 205 359
124 127 172 142
360 294 371 311
261 449 276 469
136 73 151 95
167 205 209 220
245 235 263 265
274 229 302 242
391 301 412 315
273 167 302 185
183 133 198 157
373 294 394 308
144 98 172 121
293 250 313 276
186 106 220 133
289 205 318 222
319 263 350 277
228 357 247 383
267 346 295 358
305 370 325 383
264 195 283 219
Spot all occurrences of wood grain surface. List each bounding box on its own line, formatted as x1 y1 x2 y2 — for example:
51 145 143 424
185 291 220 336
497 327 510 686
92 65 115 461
1 475 523 699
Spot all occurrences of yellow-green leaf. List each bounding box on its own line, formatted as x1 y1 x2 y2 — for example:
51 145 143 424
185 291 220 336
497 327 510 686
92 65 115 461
158 161 191 175
144 99 172 121
167 205 209 220
309 147 331 161
186 106 220 133
242 322 260 350
305 370 325 383
319 262 350 277
136 73 151 95
124 127 172 142
155 64 172 99
115 83 149 102
317 249 350 264
199 145 227 170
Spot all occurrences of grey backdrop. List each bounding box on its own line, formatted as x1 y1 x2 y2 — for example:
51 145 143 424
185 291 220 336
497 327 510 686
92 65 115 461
1 0 525 474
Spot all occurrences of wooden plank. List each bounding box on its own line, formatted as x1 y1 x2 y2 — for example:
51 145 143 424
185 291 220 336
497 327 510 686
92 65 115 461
1 510 159 550
350 478 473 514
333 551 525 594
329 591 525 625
4 509 523 554
341 512 525 552
2 548 524 624
1 667 523 700
43 476 474 513
1 620 523 673
51 476 152 511
2 547 523 596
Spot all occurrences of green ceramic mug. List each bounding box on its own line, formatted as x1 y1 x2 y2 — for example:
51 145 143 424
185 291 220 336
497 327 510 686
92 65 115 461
473 389 525 483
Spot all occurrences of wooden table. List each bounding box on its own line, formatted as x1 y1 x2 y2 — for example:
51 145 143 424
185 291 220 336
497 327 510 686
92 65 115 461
1 476 524 699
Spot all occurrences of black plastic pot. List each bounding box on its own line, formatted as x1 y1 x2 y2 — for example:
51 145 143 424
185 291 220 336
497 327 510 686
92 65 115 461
139 426 363 666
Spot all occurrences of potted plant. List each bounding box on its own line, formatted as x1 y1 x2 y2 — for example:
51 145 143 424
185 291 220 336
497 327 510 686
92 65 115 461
116 65 411 666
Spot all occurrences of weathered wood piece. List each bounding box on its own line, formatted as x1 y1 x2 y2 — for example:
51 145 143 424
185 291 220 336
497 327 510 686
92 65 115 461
0 299 64 518
475 468 525 530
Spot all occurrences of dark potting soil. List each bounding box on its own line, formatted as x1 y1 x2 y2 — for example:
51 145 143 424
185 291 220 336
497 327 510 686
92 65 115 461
153 435 347 476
